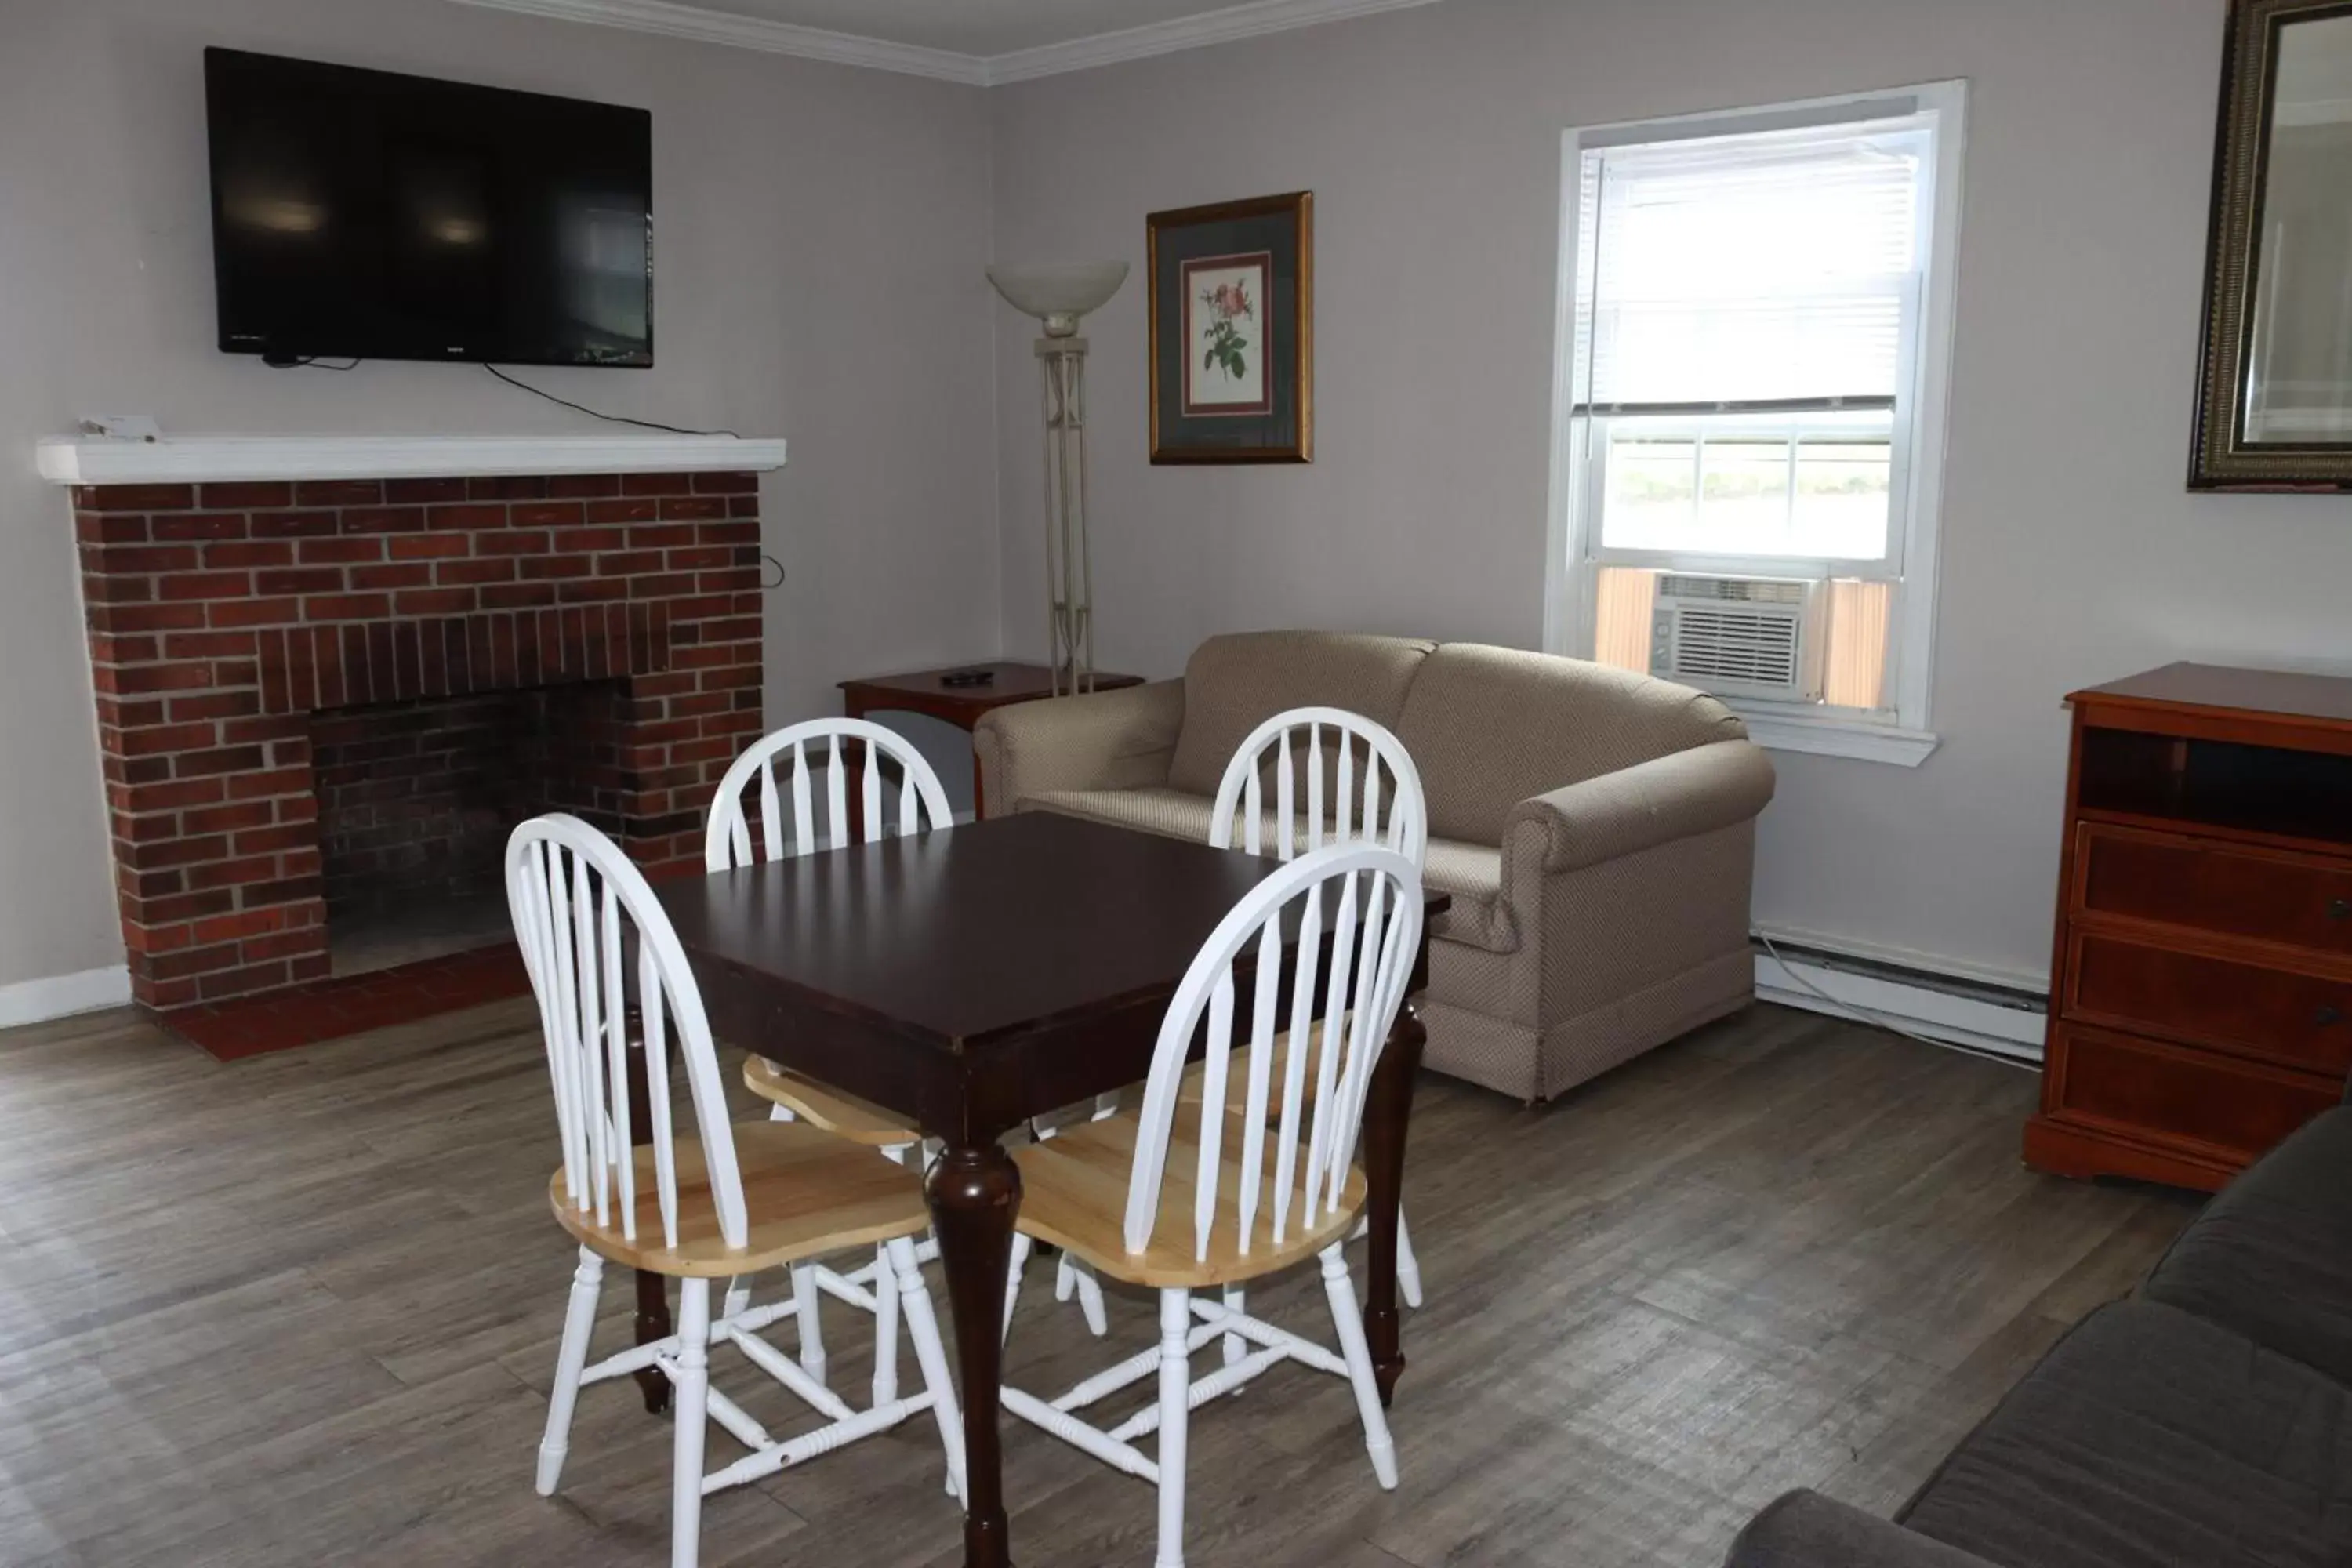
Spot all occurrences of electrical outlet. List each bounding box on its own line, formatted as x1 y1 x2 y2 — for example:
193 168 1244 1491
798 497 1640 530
75 415 162 442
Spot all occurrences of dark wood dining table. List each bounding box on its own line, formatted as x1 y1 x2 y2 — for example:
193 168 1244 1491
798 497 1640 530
648 810 1443 1568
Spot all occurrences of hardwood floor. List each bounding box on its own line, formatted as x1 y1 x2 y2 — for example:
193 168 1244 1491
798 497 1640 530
0 999 2197 1568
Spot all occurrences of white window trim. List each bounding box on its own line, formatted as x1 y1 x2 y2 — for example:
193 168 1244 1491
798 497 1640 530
1541 81 1969 768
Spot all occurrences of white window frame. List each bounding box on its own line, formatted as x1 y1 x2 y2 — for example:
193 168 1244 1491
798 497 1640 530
1541 82 1968 767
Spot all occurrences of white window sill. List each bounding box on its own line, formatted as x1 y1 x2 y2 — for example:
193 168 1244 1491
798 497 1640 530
1733 708 1940 767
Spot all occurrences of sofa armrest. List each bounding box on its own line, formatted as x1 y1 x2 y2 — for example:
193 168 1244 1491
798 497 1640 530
973 679 1185 815
1507 739 1776 874
1726 1491 2000 1568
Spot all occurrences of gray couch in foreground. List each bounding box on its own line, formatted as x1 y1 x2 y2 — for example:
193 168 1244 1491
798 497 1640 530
1728 1103 2352 1567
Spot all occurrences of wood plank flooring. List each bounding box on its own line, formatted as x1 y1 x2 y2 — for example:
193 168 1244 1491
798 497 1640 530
0 999 2198 1567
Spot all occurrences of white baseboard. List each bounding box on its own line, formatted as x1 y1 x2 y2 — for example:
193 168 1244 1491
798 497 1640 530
1754 945 2045 1065
0 964 132 1030
1755 920 2048 994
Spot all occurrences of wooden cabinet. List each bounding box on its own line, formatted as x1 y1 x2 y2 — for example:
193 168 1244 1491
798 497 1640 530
2028 662 2352 1191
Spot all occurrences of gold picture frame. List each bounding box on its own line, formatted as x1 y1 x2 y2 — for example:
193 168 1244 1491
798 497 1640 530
1147 191 1313 464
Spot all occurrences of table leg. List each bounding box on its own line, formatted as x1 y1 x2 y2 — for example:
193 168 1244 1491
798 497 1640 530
927 1139 1023 1568
625 1027 673 1416
1362 1000 1425 1408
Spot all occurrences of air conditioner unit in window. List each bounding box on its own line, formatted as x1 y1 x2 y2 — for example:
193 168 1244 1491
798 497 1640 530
1648 573 1826 703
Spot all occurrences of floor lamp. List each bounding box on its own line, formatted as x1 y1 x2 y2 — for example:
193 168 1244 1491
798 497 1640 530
986 262 1128 696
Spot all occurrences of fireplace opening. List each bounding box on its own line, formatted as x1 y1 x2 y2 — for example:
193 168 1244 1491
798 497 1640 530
313 682 630 977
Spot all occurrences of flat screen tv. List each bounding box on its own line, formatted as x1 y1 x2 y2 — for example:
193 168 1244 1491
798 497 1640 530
205 48 653 368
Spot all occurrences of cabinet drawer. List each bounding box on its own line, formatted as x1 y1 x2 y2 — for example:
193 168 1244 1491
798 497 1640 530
2075 822 2352 958
2069 931 2352 1073
2045 1022 2336 1164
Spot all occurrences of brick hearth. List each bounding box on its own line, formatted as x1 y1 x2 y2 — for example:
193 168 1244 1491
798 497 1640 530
74 471 764 1011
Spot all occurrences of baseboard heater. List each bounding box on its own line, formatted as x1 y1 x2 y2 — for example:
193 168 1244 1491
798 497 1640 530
1751 935 2047 1065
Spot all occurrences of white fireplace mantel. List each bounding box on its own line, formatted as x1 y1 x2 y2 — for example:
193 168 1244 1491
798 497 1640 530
34 434 788 487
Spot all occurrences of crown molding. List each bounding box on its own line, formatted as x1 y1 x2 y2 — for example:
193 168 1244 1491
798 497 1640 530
439 0 1443 85
441 0 992 84
984 0 1441 84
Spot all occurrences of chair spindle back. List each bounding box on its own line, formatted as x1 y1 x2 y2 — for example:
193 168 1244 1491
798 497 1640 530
705 717 956 872
508 814 742 1253
1208 707 1427 870
1123 842 1424 1262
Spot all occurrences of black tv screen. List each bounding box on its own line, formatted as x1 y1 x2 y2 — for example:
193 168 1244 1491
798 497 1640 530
205 49 653 368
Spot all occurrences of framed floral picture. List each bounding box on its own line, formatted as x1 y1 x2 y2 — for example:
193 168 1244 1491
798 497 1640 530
1148 191 1312 463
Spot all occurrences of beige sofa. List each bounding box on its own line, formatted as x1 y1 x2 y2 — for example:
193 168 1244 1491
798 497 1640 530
973 632 1777 1102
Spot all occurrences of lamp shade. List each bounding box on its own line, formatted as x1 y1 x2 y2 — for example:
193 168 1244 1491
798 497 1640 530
986 262 1129 336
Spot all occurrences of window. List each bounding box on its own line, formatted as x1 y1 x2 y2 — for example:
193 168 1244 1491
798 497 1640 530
1544 85 1965 764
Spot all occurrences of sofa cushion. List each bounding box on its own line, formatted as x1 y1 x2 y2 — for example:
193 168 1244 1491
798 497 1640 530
1422 837 1515 953
1021 786 1218 844
1394 643 1746 845
1165 632 1436 797
1018 788 1510 953
1728 1490 2003 1568
2142 1104 2352 1385
1898 1300 2352 1568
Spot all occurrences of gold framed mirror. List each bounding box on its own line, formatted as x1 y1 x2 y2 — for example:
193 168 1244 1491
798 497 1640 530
2194 0 2352 488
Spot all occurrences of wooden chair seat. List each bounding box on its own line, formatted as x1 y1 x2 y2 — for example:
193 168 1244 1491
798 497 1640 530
1175 1019 1349 1114
1014 1107 1365 1289
742 1056 920 1147
550 1117 931 1279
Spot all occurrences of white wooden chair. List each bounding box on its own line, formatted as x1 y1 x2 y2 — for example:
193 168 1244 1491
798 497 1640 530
1050 706 1432 1330
1001 840 1425 1566
1209 705 1429 868
509 814 964 1568
704 718 957 1381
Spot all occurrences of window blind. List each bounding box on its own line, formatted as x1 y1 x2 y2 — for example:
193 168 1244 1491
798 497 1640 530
1578 119 1928 412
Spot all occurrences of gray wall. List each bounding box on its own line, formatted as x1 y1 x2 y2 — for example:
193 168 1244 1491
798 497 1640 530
988 0 2352 988
14 0 2351 1001
0 0 1000 989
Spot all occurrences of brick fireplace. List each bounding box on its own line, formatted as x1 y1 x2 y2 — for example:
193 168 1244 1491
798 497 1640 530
72 470 766 1011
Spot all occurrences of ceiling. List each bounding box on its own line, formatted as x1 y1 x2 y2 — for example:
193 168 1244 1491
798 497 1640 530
2277 13 2352 128
2279 15 2352 104
446 0 1439 82
675 0 1288 57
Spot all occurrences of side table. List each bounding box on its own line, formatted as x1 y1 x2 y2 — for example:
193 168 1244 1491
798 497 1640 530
840 661 1145 817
